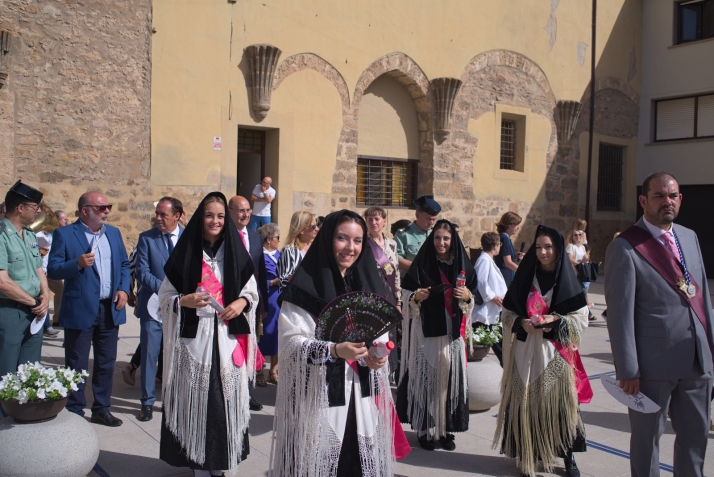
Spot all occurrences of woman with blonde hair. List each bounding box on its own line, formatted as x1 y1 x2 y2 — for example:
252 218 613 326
494 212 525 288
276 210 318 291
573 219 588 245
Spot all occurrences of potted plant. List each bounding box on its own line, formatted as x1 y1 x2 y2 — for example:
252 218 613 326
0 362 88 423
466 323 502 361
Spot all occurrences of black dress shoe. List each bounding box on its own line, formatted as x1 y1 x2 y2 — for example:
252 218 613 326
417 434 435 451
137 405 153 422
439 433 456 451
91 411 123 427
564 455 581 477
249 396 263 411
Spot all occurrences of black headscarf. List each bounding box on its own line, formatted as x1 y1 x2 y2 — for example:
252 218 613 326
502 224 587 317
163 191 255 338
279 209 393 318
401 219 478 339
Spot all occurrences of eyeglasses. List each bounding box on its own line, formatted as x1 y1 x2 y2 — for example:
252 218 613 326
573 232 582 236
85 204 113 212
230 208 252 215
21 203 40 212
271 236 280 240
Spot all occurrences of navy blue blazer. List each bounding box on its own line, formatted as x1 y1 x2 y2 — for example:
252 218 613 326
246 228 268 314
47 220 131 330
135 226 183 321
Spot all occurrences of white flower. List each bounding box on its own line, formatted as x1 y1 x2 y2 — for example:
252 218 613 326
17 389 28 404
57 386 67 398
62 369 74 381
36 388 46 400
70 382 78 392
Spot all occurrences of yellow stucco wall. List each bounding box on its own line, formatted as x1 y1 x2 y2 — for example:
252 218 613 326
150 0 642 232
357 75 419 160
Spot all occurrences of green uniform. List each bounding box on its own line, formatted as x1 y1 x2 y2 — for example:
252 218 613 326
394 222 431 280
0 218 43 416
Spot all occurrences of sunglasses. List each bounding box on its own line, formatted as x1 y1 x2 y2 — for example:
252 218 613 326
86 204 113 212
309 224 318 231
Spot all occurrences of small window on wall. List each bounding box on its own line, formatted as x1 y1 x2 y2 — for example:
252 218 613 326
356 156 417 207
677 0 714 44
597 144 625 212
499 114 526 172
655 94 714 141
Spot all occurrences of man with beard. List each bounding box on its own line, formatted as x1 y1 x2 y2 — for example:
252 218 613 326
605 172 713 477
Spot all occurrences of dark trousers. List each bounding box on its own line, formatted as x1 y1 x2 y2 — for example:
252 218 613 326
0 303 42 418
64 300 119 415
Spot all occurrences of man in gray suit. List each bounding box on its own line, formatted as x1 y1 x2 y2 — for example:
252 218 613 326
605 171 713 477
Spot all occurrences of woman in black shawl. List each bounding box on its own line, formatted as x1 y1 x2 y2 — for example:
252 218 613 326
158 192 259 477
494 225 590 477
396 219 477 451
272 210 404 477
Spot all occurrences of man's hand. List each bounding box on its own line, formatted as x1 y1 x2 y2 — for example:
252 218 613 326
114 290 128 311
127 291 136 308
516 252 525 261
220 298 248 321
78 252 95 269
39 247 50 257
31 294 50 316
619 378 640 396
492 296 504 307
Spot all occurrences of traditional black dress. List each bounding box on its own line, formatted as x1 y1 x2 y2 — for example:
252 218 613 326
158 192 257 472
396 220 477 441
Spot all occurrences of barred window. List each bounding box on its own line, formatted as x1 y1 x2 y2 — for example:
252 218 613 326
500 119 517 170
356 156 418 207
597 144 625 212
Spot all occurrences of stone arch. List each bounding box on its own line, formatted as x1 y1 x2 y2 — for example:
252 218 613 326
331 52 434 202
273 53 351 115
580 76 640 107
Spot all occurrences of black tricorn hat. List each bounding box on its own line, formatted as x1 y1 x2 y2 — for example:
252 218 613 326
8 180 43 203
413 195 441 216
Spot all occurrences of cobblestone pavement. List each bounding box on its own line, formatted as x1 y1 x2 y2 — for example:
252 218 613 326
36 280 714 477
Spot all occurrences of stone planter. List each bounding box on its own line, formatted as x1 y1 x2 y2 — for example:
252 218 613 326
0 409 99 477
468 345 491 361
0 396 68 423
467 357 503 412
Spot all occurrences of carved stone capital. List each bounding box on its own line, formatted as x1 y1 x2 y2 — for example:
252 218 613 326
431 77 462 141
554 100 583 150
245 44 281 119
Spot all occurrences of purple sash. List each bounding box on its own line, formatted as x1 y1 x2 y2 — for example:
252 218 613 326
368 238 397 295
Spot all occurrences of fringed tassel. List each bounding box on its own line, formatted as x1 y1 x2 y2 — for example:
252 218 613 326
270 338 341 477
221 364 250 469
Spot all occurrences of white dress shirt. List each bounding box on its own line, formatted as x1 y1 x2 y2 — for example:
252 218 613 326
472 252 508 325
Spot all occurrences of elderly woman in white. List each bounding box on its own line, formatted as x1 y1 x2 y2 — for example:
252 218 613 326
472 232 508 364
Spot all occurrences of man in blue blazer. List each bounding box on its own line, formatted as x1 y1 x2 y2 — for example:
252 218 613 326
134 197 183 422
47 192 130 427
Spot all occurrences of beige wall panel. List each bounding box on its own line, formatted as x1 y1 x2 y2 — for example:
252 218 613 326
357 75 419 159
271 68 343 194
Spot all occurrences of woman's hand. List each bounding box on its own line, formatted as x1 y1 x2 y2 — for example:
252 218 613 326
364 355 388 370
516 252 525 261
414 288 430 303
453 286 471 302
220 298 248 321
270 278 279 287
521 318 539 334
333 342 368 361
539 314 561 325
181 293 210 309
492 296 504 307
582 253 591 264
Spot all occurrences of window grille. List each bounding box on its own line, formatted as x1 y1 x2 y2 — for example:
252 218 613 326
597 144 624 212
356 157 417 207
655 94 714 141
238 129 263 151
500 119 517 170
678 0 714 44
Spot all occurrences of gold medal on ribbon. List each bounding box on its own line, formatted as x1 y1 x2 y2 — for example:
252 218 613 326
677 276 696 298
383 262 395 276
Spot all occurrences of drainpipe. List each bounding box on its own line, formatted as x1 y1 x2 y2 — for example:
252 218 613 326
585 0 597 226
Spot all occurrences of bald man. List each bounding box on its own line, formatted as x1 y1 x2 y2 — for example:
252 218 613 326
48 191 130 427
228 196 268 411
249 176 275 231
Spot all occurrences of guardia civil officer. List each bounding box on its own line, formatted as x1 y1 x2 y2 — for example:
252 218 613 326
0 181 50 417
394 195 440 288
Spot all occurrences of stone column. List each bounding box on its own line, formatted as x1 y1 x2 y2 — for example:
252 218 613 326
431 77 462 141
554 100 583 151
245 44 282 119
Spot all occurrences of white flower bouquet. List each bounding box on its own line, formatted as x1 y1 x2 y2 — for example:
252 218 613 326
467 323 503 347
0 362 88 404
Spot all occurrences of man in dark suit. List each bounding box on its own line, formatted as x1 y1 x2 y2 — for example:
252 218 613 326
228 195 267 411
605 172 713 477
47 191 130 427
134 197 184 422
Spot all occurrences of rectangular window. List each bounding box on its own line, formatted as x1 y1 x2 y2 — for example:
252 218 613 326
597 144 624 212
500 119 517 170
677 0 714 44
655 94 714 141
356 156 417 207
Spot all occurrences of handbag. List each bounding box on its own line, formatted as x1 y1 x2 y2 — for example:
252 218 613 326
575 261 599 283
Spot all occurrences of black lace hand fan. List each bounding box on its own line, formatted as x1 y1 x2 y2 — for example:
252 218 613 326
315 292 401 344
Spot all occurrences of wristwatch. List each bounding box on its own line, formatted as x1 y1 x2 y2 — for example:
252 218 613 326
34 297 41 307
